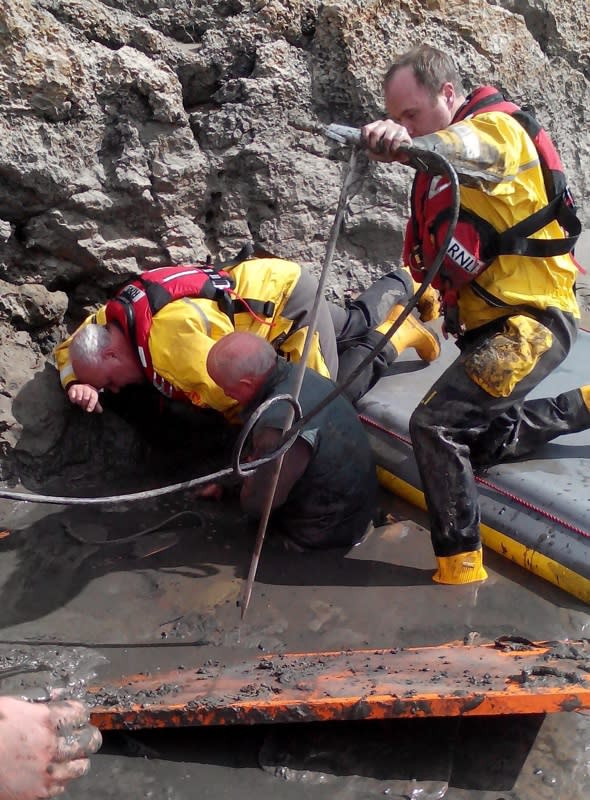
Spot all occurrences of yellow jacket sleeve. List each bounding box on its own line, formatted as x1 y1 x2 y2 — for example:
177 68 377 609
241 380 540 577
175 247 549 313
414 112 527 191
148 299 239 417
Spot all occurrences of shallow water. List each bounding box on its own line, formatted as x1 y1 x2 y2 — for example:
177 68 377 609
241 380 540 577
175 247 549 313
60 710 590 799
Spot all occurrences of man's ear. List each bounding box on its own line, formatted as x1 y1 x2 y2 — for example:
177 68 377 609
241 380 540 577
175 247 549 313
442 81 454 107
104 346 119 362
238 376 256 392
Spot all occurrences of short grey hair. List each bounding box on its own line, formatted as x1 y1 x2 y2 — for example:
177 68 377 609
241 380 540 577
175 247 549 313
69 323 112 367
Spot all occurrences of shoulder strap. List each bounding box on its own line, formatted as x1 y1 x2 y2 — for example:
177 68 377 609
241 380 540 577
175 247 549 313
461 90 509 117
408 173 429 270
456 91 581 259
494 194 581 258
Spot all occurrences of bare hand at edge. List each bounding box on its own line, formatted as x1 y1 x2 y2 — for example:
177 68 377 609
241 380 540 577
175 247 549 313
0 697 102 800
361 119 413 162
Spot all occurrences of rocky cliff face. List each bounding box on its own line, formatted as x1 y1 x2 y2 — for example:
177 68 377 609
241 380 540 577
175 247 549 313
1 0 589 481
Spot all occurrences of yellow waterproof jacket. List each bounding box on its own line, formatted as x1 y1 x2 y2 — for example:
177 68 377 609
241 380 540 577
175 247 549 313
405 91 580 332
54 257 331 418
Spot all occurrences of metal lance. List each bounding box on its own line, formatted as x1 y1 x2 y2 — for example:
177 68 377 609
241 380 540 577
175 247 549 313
238 147 363 620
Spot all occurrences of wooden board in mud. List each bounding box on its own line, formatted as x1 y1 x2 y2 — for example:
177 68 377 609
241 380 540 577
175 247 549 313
357 326 590 604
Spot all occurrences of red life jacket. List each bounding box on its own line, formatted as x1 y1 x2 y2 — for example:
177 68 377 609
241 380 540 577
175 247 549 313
105 263 276 400
405 87 581 330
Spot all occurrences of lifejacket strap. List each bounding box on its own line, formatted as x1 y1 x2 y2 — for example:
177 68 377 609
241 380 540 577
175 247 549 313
495 194 580 258
113 295 137 348
232 298 276 318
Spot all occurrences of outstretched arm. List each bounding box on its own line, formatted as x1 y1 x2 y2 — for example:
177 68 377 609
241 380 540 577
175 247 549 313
361 119 413 162
66 383 103 413
54 307 109 412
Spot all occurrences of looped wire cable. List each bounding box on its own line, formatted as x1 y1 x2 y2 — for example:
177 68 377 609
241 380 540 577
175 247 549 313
231 393 302 479
275 149 460 448
238 146 365 618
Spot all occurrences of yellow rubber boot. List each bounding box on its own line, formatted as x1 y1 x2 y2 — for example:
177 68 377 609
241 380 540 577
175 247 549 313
580 386 590 411
376 305 440 363
432 549 488 584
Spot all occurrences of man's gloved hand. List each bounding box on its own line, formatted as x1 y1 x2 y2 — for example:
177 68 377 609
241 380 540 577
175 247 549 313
416 284 441 322
401 266 441 322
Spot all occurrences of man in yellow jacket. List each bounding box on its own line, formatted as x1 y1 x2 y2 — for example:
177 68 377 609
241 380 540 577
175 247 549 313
55 251 439 420
362 44 590 584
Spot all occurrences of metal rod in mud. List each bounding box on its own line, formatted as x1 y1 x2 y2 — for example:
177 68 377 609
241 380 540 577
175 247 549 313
239 148 363 620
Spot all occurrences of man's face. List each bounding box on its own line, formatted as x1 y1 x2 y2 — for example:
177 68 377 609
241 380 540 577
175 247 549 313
384 66 454 137
73 352 144 393
209 370 256 406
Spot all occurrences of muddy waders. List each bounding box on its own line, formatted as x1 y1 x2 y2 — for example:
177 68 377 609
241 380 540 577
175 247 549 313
409 312 589 584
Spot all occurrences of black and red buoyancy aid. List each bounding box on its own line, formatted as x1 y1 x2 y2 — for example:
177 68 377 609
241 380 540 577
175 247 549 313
104 263 276 399
405 87 582 331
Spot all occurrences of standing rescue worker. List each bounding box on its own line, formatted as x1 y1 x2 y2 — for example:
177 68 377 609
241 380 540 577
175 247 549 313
362 44 590 584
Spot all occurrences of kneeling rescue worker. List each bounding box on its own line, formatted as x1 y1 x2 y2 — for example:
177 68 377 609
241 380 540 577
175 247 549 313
54 247 440 421
361 44 590 584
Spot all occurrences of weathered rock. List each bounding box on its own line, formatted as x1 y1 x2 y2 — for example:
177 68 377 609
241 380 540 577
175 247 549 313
0 324 46 474
0 0 588 480
0 280 68 327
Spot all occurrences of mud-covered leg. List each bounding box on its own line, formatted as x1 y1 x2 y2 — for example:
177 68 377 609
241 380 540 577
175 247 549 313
335 267 439 402
337 333 395 404
475 386 590 465
279 268 339 380
348 268 415 329
410 315 572 584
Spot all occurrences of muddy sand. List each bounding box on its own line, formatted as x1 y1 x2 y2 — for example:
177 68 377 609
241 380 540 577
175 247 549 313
1 232 590 799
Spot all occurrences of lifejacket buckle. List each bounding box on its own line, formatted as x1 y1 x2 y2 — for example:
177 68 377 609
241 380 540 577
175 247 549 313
410 244 423 271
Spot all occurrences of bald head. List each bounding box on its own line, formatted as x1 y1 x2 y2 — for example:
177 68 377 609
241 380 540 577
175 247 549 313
207 332 278 404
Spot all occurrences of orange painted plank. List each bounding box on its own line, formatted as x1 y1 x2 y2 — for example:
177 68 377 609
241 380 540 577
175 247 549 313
87 638 590 729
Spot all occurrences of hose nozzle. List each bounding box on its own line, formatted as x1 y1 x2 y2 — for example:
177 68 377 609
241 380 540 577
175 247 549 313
325 124 364 146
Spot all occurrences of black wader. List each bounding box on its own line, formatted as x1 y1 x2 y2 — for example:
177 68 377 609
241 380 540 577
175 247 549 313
409 312 588 558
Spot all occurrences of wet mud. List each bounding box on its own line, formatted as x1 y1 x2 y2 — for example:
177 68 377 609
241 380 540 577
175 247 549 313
1 478 589 798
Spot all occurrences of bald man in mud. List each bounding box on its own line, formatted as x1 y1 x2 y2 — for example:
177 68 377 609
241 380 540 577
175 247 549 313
205 332 377 551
